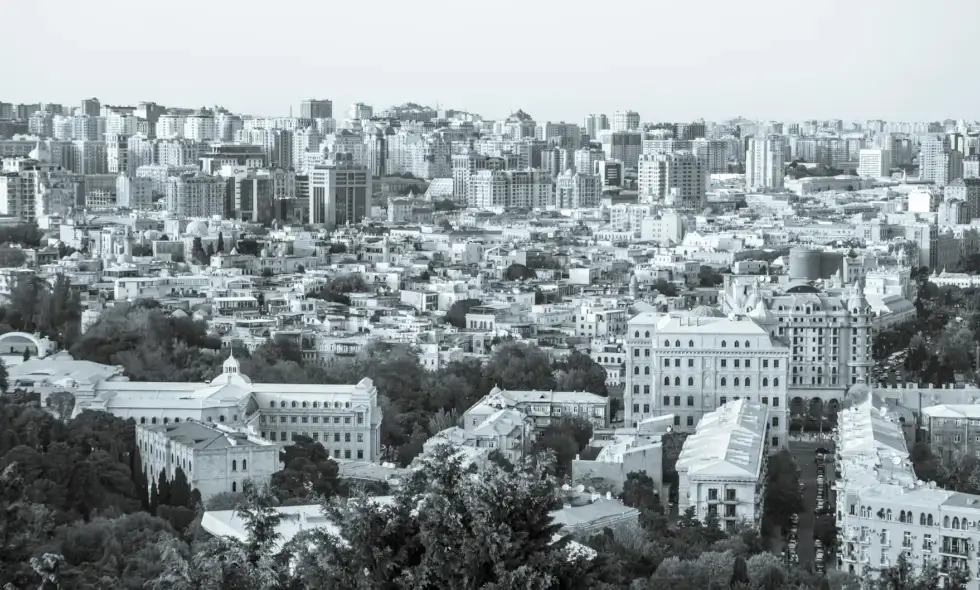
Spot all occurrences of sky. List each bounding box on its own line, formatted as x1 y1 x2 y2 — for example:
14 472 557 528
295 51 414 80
4 0 979 123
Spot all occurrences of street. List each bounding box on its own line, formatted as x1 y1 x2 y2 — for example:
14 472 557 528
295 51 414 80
789 440 833 569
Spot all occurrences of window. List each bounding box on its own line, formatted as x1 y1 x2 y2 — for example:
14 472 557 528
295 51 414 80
219 415 225 422
763 378 769 387
688 359 694 367
687 416 694 426
721 377 727 386
644 366 650 375
772 417 779 427
674 377 680 386
708 488 718 500
664 340 670 347
345 433 351 442
269 401 275 408
232 460 237 471
291 401 297 408
721 340 727 348
634 366 640 375
734 377 740 386
763 360 769 368
357 450 364 459
357 433 364 443
675 340 680 347
720 396 727 405
688 377 694 386
643 404 650 413
673 415 680 426
745 378 751 387
664 377 670 386
725 489 736 501
762 396 769 405
689 340 694 347
721 359 727 368
242 459 247 471
773 397 779 407
744 341 750 348
664 358 670 367
773 378 779 387
151 417 157 424
734 341 740 348
674 359 680 367
745 360 751 368
663 396 670 406
634 331 640 338
232 481 237 492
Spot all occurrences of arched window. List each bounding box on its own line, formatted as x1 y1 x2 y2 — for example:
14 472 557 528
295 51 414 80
688 377 694 386
773 378 779 387
645 331 650 338
242 459 247 471
899 511 906 523
219 415 225 422
345 402 351 408
928 514 934 526
269 401 275 408
291 401 297 408
664 377 670 386
174 418 180 423
232 481 237 492
140 417 146 424
280 401 286 408
734 377 740 386
312 402 318 408
721 377 727 386
163 418 169 424
954 517 961 529
207 417 213 422
151 417 157 424
302 401 308 408
634 366 640 375
734 341 740 348
674 340 680 347
920 513 926 526
744 340 750 348
763 378 769 387
688 340 694 347
664 340 670 347
232 460 237 471
644 366 650 375
674 377 680 386
634 331 640 338
945 516 951 528
745 377 751 387
721 340 727 348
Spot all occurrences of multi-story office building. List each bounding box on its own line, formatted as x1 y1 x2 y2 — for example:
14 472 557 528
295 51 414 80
691 138 730 174
622 307 789 448
137 419 279 501
944 178 980 220
921 135 964 187
677 400 770 531
583 113 609 139
291 127 322 173
599 130 642 168
155 114 185 140
105 133 133 177
637 151 707 210
573 147 605 176
745 136 784 190
348 102 373 120
166 172 229 218
116 176 153 210
536 122 581 150
80 98 101 118
70 140 107 175
300 99 333 120
555 171 601 209
858 148 892 178
835 388 980 587
611 110 640 132
309 155 371 228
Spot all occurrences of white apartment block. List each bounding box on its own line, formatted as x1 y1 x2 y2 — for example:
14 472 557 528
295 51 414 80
858 148 892 178
183 112 217 142
573 304 628 338
166 172 228 218
555 171 601 209
468 387 608 431
467 169 553 210
623 308 788 449
573 147 605 175
137 419 279 501
836 389 980 587
637 151 707 209
677 400 770 531
611 110 640 132
746 136 784 190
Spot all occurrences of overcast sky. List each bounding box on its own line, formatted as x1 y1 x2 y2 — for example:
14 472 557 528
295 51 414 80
5 0 979 122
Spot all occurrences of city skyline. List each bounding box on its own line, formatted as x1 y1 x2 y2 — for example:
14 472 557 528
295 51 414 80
6 0 979 122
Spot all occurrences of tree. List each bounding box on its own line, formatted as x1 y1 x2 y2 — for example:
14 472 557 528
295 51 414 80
445 298 481 329
0 247 27 267
46 391 75 422
504 263 536 281
205 243 215 258
292 444 604 588
484 342 557 391
763 449 804 533
216 232 224 253
236 238 262 257
553 350 609 396
534 417 593 478
0 360 7 393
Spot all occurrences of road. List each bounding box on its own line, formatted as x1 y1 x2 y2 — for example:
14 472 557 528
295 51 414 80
789 440 832 569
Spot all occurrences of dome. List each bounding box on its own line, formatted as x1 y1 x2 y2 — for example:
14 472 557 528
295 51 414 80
747 300 776 325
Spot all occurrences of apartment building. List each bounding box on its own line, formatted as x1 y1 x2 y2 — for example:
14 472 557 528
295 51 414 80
677 400 770 531
623 308 789 448
467 387 608 431
922 405 980 464
836 388 980 587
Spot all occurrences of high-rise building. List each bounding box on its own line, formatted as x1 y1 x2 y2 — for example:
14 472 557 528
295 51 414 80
116 176 153 210
944 178 980 220
80 98 101 118
309 155 370 228
555 171 601 209
691 138 730 174
300 99 333 120
573 147 605 175
675 121 707 140
920 135 964 186
582 113 609 139
600 130 642 169
857 149 892 178
637 151 707 209
745 136 784 190
348 102 373 120
166 172 229 218
105 133 134 177
70 140 107 175
964 155 980 180
291 127 322 173
611 110 640 132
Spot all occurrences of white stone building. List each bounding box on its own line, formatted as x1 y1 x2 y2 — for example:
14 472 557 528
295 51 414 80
677 400 770 531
